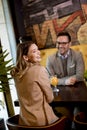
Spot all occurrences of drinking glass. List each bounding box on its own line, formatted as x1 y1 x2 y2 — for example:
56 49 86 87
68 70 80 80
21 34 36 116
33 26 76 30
50 75 59 92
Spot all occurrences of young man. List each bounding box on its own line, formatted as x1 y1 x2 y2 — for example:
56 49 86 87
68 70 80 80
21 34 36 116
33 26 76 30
46 31 85 86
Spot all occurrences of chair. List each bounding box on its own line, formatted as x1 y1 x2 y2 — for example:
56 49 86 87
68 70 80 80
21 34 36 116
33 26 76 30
6 114 70 130
74 112 87 130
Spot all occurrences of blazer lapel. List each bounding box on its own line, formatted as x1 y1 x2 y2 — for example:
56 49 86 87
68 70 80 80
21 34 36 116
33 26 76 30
67 50 74 75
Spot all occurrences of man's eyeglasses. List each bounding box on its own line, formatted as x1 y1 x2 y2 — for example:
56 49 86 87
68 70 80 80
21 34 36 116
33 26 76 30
56 42 69 45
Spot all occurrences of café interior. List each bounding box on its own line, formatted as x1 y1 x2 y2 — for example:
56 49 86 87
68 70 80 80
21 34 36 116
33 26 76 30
0 0 87 130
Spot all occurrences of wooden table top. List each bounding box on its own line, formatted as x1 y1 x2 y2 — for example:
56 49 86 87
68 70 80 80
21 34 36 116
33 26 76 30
51 81 87 107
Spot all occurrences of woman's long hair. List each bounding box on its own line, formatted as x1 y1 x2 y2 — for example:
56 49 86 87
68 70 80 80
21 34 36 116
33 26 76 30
11 41 34 78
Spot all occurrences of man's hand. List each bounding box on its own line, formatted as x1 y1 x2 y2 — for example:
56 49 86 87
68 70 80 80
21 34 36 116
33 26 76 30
65 77 77 85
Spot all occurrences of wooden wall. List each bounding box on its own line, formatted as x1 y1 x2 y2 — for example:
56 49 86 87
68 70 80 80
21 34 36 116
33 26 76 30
11 0 87 49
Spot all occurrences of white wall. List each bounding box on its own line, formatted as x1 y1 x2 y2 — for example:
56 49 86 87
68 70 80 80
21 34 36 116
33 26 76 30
0 0 19 127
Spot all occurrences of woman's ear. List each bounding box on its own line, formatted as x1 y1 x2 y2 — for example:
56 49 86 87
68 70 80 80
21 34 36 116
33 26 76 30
23 55 28 61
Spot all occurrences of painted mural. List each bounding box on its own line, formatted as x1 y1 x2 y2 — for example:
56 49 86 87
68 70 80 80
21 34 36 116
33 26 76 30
21 0 87 49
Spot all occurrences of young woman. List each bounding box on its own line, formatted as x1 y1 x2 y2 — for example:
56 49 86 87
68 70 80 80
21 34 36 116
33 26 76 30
11 41 59 126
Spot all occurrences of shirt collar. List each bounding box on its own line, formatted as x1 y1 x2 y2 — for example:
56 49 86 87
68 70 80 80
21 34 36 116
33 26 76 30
58 49 70 59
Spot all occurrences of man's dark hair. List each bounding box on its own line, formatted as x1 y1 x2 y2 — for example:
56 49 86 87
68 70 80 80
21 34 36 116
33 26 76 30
57 31 71 42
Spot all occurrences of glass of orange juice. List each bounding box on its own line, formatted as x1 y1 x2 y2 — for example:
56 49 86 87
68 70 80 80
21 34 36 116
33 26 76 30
50 75 59 92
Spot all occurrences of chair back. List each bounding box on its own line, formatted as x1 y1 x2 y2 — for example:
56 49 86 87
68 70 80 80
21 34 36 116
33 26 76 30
6 114 70 130
74 112 87 130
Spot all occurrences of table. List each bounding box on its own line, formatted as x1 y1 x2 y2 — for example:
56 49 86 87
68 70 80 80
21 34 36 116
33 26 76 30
14 81 87 108
50 81 87 108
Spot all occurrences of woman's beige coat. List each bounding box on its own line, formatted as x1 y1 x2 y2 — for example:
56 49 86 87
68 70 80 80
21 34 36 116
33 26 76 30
14 64 58 126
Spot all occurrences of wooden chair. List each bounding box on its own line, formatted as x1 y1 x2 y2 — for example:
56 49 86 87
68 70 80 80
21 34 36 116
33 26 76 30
74 112 87 130
6 114 70 130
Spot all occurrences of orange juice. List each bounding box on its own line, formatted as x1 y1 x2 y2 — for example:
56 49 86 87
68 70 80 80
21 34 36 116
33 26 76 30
50 76 58 86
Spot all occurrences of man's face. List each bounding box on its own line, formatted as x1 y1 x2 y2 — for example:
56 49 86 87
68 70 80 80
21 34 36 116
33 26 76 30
56 36 71 55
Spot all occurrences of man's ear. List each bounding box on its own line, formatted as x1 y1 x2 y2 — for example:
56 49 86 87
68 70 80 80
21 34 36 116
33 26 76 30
69 42 72 47
23 55 28 61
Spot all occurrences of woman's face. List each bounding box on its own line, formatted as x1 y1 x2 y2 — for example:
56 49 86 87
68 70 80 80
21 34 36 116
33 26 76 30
23 44 41 63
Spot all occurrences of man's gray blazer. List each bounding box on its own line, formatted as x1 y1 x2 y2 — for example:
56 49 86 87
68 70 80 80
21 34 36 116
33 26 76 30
46 48 85 85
